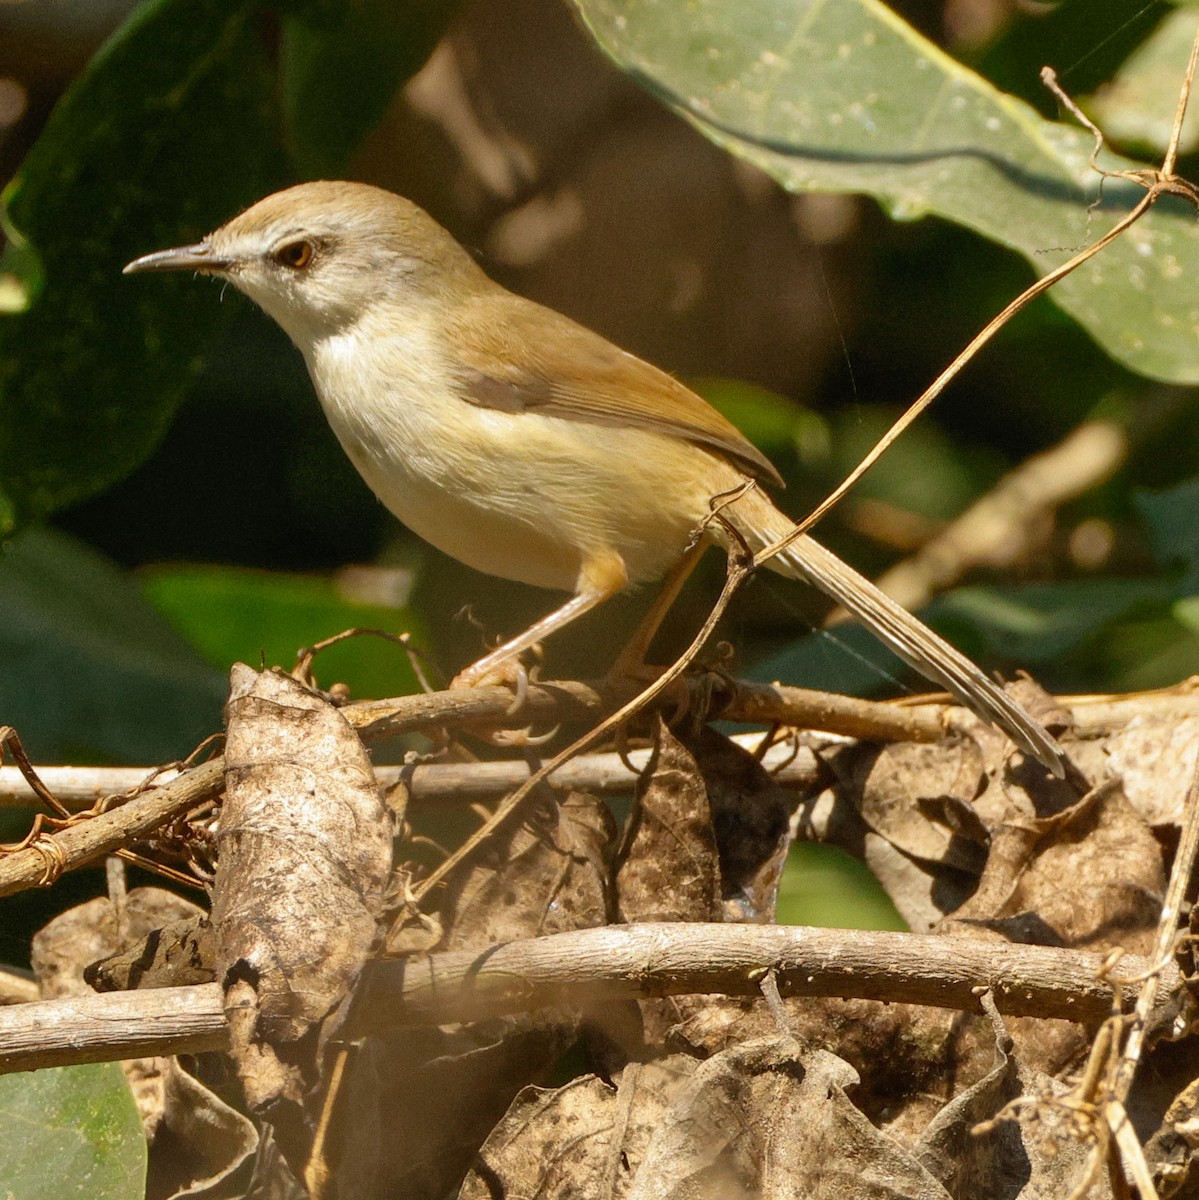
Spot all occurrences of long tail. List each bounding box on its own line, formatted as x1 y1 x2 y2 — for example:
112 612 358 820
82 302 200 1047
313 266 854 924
729 492 1066 776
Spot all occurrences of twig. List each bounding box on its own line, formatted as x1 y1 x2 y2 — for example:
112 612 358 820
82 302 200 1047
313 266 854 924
0 759 225 899
1069 733 1199 1197
410 547 756 904
360 924 1172 1029
8 672 1199 896
0 736 823 812
1065 680 1199 731
0 981 228 1071
14 679 1199 817
0 925 1174 1075
0 670 953 898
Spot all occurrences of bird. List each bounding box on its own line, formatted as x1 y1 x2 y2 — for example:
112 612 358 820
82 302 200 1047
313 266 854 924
124 180 1065 775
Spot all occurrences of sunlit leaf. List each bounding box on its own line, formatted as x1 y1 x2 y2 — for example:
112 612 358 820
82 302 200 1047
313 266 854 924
1087 5 1199 155
573 0 1199 384
0 1064 146 1200
142 563 431 698
776 843 906 931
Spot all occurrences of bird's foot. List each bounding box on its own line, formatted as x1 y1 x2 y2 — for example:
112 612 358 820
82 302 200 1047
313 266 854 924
451 655 561 747
451 656 531 713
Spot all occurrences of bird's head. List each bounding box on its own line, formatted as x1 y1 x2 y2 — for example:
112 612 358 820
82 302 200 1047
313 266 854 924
124 180 486 345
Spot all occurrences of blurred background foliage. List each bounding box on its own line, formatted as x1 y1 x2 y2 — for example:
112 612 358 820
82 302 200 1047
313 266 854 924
2 0 1199 955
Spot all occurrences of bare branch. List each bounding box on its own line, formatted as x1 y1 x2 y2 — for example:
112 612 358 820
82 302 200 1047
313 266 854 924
0 759 225 899
0 981 228 1072
7 672 1199 897
361 924 1173 1029
0 738 822 812
0 677 932 898
0 925 1176 1074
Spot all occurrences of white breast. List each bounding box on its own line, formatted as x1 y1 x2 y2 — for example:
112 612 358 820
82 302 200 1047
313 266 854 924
302 319 720 594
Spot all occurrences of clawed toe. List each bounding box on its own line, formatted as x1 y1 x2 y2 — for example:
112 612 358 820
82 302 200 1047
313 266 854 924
451 656 563 746
451 657 531 713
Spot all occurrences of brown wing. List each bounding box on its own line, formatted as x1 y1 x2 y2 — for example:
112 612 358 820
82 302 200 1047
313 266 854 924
447 291 785 488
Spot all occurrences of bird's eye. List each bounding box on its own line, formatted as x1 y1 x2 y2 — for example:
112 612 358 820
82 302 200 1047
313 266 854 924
274 239 315 270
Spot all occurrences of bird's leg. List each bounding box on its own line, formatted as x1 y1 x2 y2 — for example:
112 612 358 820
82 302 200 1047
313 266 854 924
608 539 707 682
452 552 628 690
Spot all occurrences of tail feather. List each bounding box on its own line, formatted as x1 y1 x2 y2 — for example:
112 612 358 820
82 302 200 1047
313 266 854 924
732 495 1066 776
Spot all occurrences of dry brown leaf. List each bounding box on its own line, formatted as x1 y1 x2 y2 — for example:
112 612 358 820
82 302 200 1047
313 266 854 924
1107 714 1199 831
33 887 203 1002
335 787 612 1197
32 887 205 1143
147 1058 260 1200
953 777 1164 956
461 1039 962 1199
215 665 391 1136
670 997 956 1112
812 741 988 932
439 788 614 947
457 1072 624 1199
690 727 796 923
30 889 266 1199
912 999 1026 1196
1144 1070 1199 1197
840 740 988 872
87 913 215 993
616 719 722 924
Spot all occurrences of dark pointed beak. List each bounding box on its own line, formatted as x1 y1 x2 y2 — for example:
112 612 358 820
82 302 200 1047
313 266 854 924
122 241 232 275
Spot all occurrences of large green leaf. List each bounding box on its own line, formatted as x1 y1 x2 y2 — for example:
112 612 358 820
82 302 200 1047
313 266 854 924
0 528 226 762
142 563 431 698
927 578 1175 664
573 0 1199 384
0 0 286 537
280 0 459 176
0 0 456 539
751 576 1170 696
1087 5 1199 155
777 843 906 931
0 1063 146 1200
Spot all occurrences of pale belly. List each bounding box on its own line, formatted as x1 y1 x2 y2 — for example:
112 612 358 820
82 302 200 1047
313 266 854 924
319 375 725 593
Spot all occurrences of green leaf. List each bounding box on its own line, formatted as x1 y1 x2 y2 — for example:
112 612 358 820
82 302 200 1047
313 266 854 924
0 1063 146 1200
0 528 226 762
572 0 1199 384
280 0 460 176
980 0 1167 105
927 579 1173 663
690 376 824 462
1136 475 1199 593
142 563 431 698
1087 6 1199 156
776 843 906 930
0 0 286 536
750 577 1170 696
1100 605 1199 690
828 405 988 519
